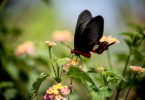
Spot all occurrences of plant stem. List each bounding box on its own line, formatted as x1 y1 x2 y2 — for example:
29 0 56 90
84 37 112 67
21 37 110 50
107 49 113 70
122 52 132 76
115 52 132 100
48 47 57 78
124 74 136 100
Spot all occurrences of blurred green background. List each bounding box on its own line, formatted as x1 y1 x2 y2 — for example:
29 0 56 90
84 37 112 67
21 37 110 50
0 0 145 100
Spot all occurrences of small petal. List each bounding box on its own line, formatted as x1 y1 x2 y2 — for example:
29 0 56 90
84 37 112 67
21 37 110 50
100 35 120 45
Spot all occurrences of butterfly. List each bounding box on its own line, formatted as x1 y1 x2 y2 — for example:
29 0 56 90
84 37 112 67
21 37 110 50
71 10 113 58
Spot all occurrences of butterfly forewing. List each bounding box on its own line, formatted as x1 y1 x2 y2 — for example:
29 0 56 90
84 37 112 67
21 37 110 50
74 10 93 50
80 15 104 51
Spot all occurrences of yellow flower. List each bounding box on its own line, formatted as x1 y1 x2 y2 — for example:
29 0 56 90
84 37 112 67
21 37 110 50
130 66 145 73
53 83 62 90
45 41 56 47
46 88 53 94
53 89 59 95
53 85 58 90
100 35 120 45
56 83 62 89
68 59 80 66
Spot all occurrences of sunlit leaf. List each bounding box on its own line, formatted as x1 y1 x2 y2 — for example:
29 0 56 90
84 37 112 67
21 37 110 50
30 72 49 99
103 71 126 82
67 67 98 90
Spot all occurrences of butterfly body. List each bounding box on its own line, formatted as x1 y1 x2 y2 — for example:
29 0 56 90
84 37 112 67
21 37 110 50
71 49 91 58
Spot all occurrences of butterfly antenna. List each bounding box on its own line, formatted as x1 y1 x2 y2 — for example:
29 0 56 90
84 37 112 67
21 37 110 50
61 42 72 50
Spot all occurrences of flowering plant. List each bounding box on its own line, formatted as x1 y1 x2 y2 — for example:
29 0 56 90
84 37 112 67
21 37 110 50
30 23 145 100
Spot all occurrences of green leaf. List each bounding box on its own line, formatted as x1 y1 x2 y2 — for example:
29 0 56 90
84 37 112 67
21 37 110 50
127 22 145 34
67 67 98 90
99 86 112 97
124 38 132 47
119 32 135 38
103 71 126 82
55 58 69 66
30 72 49 99
91 86 112 100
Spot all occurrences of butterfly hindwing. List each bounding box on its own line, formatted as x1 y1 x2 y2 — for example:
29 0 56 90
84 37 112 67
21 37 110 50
74 10 93 50
80 15 104 51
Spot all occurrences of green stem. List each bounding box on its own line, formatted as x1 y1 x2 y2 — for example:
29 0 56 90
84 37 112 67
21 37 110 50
122 52 132 76
56 64 61 82
124 74 136 100
48 47 57 78
115 52 132 100
107 49 113 70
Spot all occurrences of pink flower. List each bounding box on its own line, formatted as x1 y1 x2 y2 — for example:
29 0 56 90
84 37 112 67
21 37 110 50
52 30 72 42
15 41 35 56
130 66 145 73
61 86 70 95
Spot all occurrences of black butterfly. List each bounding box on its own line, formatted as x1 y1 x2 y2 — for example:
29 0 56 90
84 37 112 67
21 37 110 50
71 10 105 58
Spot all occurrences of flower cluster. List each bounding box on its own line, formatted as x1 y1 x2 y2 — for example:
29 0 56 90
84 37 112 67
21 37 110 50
15 41 35 56
45 41 56 47
100 35 120 45
44 83 71 100
52 30 72 43
63 58 80 72
130 66 145 73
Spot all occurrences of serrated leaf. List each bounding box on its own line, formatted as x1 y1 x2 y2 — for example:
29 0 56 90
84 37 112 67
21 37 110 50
103 71 126 82
30 72 49 99
67 67 98 90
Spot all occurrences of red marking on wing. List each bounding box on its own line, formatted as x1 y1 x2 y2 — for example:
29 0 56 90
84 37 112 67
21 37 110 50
71 50 91 58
